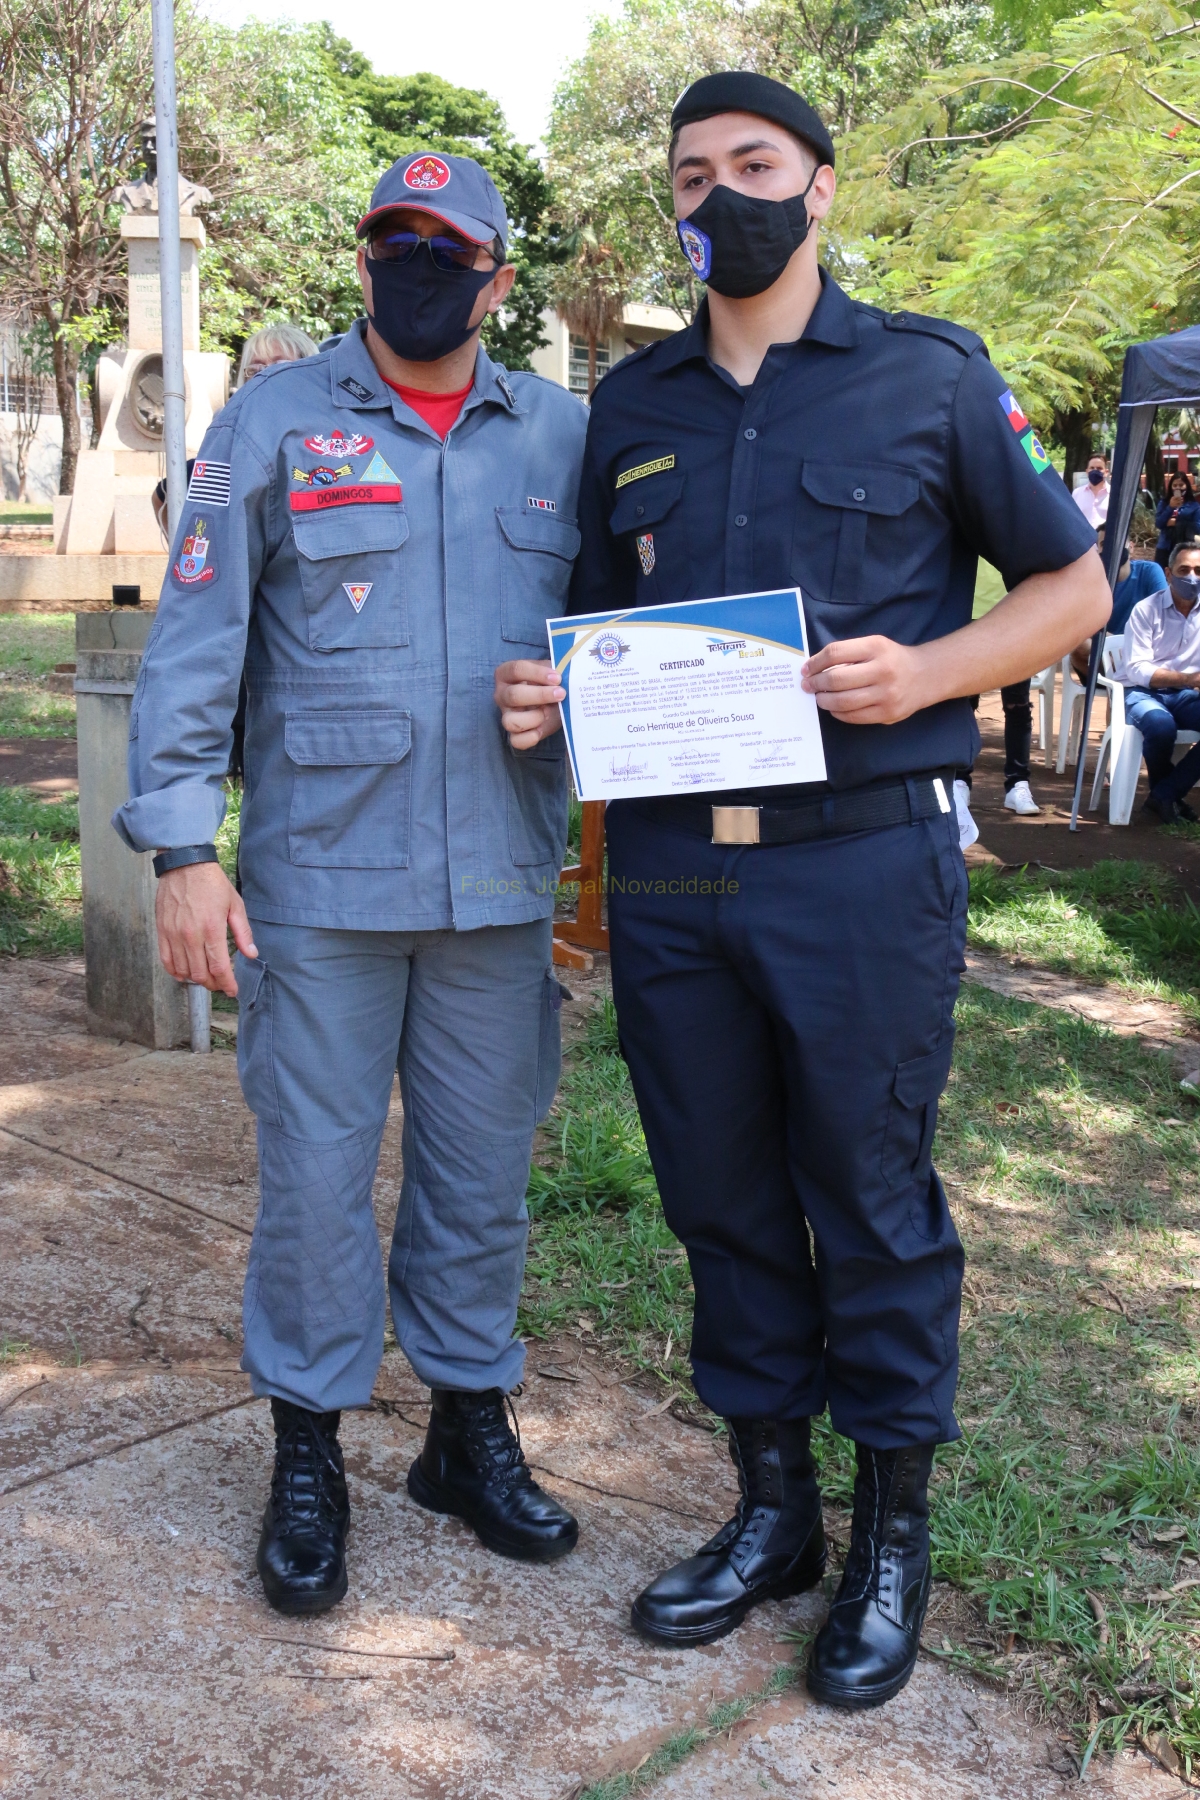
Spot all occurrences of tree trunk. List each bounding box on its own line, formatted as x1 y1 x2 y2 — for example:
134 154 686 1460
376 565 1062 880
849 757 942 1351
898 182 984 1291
587 331 597 397
1052 408 1095 492
49 328 80 495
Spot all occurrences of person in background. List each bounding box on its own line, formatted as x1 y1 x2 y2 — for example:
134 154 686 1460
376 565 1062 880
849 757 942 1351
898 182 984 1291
1072 451 1110 529
1155 471 1200 568
1069 525 1168 680
1120 540 1200 824
152 325 320 538
236 322 318 387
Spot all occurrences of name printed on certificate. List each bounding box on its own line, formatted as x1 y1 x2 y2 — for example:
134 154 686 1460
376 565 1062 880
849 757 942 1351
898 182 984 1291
547 589 828 803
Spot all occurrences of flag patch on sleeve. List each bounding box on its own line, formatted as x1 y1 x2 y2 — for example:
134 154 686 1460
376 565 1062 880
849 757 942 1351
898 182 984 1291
186 460 231 506
1021 431 1053 475
998 389 1031 435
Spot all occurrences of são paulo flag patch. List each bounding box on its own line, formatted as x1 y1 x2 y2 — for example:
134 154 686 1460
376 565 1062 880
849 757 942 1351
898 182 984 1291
343 582 372 613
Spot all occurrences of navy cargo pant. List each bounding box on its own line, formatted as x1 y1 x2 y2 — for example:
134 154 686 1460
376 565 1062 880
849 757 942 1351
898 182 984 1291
606 798 968 1448
235 917 561 1414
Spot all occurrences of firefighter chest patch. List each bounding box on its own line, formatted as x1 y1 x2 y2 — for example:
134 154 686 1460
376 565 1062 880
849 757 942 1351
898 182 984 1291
636 532 655 575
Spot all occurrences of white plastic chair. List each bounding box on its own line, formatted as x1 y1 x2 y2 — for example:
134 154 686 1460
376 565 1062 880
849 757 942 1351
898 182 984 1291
1030 663 1057 765
1056 655 1089 773
1089 634 1200 824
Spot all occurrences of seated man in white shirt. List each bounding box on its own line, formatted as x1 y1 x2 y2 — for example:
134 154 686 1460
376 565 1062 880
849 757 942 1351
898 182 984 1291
1072 452 1110 528
1121 541 1200 823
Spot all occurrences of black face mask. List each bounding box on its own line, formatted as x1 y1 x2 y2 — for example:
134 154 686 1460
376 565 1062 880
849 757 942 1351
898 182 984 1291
676 171 819 299
365 252 497 362
1087 467 1106 486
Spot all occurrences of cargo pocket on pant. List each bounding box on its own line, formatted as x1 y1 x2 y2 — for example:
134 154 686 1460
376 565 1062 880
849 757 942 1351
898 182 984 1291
881 1037 955 1200
235 954 282 1129
534 969 564 1122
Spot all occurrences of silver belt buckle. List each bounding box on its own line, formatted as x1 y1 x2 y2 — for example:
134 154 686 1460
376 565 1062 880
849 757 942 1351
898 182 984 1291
711 806 760 845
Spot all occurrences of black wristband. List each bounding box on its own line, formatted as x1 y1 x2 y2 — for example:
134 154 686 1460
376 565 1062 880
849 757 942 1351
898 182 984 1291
152 845 220 878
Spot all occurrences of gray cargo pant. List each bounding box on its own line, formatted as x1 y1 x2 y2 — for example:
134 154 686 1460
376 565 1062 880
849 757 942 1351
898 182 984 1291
235 917 561 1412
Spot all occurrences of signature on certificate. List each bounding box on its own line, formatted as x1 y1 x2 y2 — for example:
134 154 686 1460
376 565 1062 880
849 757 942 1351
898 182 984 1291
609 752 649 779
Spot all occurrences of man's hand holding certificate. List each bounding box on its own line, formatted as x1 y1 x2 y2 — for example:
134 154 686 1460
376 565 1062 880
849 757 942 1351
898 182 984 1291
542 590 826 801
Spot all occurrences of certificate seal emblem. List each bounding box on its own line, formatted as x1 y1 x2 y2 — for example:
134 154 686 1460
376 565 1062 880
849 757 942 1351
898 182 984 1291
590 632 632 667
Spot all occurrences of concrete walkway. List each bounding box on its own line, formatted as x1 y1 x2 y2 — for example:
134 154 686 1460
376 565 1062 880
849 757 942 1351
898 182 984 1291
0 959 1183 1798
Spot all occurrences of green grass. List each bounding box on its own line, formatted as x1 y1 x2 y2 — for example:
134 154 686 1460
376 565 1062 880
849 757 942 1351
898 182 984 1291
969 860 1200 1021
526 982 1200 1773
577 1664 800 1799
0 614 76 738
0 502 52 523
0 785 81 955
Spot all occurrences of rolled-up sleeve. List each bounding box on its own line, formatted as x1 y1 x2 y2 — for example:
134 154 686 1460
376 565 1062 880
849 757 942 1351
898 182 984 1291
112 410 271 851
1120 596 1160 688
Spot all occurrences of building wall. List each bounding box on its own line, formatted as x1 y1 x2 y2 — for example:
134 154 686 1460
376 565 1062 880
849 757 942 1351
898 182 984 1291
530 304 684 396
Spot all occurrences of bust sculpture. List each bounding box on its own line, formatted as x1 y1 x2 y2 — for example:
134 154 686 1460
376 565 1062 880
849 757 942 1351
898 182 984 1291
118 118 212 217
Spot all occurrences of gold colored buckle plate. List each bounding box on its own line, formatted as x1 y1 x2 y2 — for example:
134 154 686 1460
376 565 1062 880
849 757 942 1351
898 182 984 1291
711 806 761 845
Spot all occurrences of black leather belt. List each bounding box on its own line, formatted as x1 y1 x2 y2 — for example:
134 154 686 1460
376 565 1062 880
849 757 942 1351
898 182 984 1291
639 773 957 846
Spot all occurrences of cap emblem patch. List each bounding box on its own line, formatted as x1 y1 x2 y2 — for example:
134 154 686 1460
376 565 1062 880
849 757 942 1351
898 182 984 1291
636 533 655 575
343 582 373 613
404 155 451 191
304 430 374 456
677 220 712 281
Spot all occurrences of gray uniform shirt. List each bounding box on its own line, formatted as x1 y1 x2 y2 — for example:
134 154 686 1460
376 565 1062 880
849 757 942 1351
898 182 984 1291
114 323 588 932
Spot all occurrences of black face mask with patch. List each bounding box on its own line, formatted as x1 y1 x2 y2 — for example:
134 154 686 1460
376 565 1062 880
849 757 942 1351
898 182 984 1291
365 253 497 363
675 171 819 300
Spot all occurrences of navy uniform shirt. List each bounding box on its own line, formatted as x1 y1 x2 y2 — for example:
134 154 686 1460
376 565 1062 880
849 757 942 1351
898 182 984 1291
567 273 1097 795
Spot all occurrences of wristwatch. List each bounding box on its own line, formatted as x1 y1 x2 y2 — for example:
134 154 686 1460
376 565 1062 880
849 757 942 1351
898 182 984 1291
152 844 220 878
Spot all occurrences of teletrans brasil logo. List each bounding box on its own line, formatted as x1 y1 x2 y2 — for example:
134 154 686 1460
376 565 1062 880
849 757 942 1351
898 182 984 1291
589 632 632 667
707 638 746 656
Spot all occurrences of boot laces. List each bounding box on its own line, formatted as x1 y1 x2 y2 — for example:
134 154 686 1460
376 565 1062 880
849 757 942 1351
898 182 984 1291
271 1412 343 1532
458 1392 527 1486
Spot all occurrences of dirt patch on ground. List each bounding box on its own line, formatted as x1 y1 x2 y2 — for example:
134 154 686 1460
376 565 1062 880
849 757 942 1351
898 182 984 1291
0 735 76 793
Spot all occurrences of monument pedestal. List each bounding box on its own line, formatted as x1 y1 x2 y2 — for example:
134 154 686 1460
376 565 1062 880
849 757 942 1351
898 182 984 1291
75 610 191 1048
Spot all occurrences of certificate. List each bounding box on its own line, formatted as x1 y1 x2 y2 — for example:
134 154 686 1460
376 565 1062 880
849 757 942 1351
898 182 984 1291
546 589 828 802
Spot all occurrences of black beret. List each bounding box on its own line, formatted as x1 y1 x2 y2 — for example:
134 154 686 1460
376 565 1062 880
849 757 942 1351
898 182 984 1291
670 72 835 169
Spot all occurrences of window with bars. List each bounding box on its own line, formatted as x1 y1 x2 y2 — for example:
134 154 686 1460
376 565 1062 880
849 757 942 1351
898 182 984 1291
568 334 611 398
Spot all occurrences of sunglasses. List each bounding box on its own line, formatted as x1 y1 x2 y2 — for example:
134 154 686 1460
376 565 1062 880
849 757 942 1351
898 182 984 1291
368 230 498 273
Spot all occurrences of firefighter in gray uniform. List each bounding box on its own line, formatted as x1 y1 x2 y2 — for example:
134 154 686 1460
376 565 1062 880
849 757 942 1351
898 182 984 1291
114 153 588 1615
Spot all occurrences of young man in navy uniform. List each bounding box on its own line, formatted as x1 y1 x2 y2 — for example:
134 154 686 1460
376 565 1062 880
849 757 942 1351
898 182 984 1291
495 72 1108 1707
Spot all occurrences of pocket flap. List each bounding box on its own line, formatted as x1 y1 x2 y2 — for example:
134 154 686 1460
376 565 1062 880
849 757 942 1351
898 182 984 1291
293 508 410 562
285 709 412 767
893 1038 955 1108
609 473 686 536
801 462 920 517
235 954 267 1010
496 508 581 560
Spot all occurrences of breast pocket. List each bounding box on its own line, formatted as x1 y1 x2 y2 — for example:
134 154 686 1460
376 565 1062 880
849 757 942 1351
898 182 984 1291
292 508 410 651
794 462 920 607
498 508 582 651
285 710 412 868
609 473 687 600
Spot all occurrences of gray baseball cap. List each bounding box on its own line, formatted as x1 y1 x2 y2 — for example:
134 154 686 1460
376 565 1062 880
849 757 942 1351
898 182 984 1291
357 151 509 251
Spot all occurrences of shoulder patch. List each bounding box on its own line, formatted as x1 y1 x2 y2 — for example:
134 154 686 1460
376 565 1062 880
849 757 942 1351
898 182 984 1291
882 311 984 357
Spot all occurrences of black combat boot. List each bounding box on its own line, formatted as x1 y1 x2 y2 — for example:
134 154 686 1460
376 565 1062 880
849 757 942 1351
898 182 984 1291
806 1441 936 1708
631 1417 826 1647
256 1397 351 1616
407 1388 578 1563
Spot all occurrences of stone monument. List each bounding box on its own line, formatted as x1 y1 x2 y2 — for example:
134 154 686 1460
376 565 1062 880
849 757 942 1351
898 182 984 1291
54 121 230 568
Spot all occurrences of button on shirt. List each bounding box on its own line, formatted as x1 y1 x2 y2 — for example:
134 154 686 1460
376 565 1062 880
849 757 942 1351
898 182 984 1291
568 273 1098 793
1120 587 1200 688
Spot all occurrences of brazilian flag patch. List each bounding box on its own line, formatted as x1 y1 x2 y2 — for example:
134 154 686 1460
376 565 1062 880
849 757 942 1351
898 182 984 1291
1021 430 1053 475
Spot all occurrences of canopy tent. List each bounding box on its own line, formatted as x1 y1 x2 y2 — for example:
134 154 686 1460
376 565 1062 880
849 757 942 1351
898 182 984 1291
1070 326 1200 827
